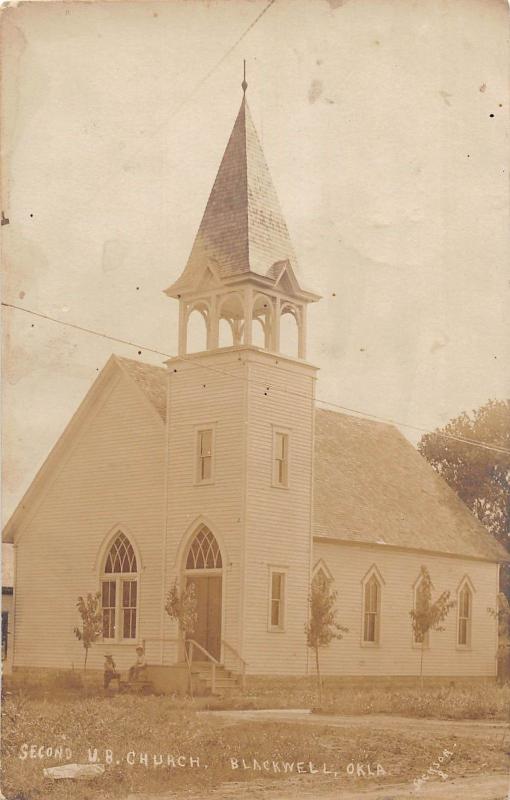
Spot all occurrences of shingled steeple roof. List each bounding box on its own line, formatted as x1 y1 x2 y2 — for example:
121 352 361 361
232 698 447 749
166 95 301 295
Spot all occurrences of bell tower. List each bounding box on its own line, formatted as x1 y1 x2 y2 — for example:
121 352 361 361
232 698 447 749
165 83 320 358
163 77 321 676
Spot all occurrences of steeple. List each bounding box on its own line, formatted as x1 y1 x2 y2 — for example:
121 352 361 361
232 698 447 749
165 84 320 358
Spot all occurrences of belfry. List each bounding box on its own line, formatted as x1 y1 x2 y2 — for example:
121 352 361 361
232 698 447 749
165 79 320 359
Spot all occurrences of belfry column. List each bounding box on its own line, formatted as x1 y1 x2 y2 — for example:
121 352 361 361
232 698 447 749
272 296 281 352
298 305 307 359
207 295 219 350
178 300 187 356
243 285 253 345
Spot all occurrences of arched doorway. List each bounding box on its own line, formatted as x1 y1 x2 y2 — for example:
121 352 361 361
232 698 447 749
183 526 222 661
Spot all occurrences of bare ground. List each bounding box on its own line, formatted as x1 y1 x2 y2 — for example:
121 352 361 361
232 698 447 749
199 707 510 741
127 773 510 800
127 711 510 800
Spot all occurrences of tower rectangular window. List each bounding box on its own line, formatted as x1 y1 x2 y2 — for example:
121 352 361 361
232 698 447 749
196 428 214 483
273 431 289 487
269 569 286 630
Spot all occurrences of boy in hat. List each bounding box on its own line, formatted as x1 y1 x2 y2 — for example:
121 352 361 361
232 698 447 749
103 654 120 689
128 646 147 682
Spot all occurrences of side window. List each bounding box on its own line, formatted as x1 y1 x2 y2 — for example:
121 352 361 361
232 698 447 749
458 582 472 647
269 569 286 631
196 428 214 483
363 575 381 644
100 532 138 642
273 431 289 488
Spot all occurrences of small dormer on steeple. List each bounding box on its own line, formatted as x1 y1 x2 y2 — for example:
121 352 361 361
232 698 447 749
165 80 320 360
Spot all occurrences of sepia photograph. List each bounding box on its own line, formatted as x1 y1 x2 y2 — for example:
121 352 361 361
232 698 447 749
1 1 509 799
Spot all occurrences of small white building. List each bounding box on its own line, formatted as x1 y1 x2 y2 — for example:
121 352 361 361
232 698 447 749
3 90 506 684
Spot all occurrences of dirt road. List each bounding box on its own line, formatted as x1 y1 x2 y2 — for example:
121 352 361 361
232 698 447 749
199 707 509 741
128 711 509 800
128 772 509 800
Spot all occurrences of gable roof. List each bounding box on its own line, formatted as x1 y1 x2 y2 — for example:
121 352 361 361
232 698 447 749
2 356 165 543
118 360 507 562
4 356 507 564
314 408 507 563
117 357 167 420
165 96 301 295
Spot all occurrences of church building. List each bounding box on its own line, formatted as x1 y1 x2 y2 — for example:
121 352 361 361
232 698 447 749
3 86 506 686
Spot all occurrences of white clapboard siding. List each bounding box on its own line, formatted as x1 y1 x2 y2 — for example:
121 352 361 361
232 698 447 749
313 540 499 677
12 367 166 672
242 354 316 675
165 354 246 663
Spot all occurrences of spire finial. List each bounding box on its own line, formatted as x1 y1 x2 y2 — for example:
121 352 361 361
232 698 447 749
241 59 248 95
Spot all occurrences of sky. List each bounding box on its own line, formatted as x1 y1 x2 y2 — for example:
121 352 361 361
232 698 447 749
1 0 509 527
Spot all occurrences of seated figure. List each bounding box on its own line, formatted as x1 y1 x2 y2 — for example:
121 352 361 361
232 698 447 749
128 646 147 682
103 654 121 689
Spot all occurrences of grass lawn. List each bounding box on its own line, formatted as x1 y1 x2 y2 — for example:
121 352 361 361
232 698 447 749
227 679 510 720
2 683 509 800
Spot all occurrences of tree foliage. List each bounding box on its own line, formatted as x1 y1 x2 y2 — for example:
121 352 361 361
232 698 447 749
165 579 198 695
165 579 198 638
73 592 103 670
418 399 510 550
305 571 348 706
410 566 455 687
488 593 510 680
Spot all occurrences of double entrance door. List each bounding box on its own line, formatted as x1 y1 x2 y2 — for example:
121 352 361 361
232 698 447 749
185 574 222 661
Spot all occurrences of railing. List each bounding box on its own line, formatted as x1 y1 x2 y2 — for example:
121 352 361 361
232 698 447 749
222 639 247 691
185 639 220 694
140 636 247 693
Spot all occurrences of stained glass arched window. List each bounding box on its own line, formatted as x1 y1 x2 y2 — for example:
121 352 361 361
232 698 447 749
185 526 222 570
104 532 137 573
101 532 138 641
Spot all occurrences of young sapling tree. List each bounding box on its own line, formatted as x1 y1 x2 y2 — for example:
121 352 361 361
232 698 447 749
165 579 198 696
73 592 103 670
410 566 455 688
488 592 510 683
305 570 348 707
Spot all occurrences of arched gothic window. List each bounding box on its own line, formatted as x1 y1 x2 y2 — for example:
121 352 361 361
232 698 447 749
185 526 222 570
363 574 381 644
313 567 329 589
101 532 138 641
458 582 472 647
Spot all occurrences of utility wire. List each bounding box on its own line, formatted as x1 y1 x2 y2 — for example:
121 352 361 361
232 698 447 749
3 300 509 457
71 0 277 206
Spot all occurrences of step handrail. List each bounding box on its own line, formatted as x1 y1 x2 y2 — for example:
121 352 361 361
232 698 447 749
222 639 247 691
185 639 219 693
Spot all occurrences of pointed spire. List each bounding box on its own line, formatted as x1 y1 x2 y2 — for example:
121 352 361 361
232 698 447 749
241 60 248 96
166 87 301 296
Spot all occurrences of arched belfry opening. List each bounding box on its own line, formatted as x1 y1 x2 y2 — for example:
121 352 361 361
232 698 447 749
164 89 321 359
186 302 209 353
183 526 223 661
217 293 245 347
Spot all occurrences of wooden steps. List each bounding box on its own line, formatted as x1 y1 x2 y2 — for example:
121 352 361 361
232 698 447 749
189 661 240 695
